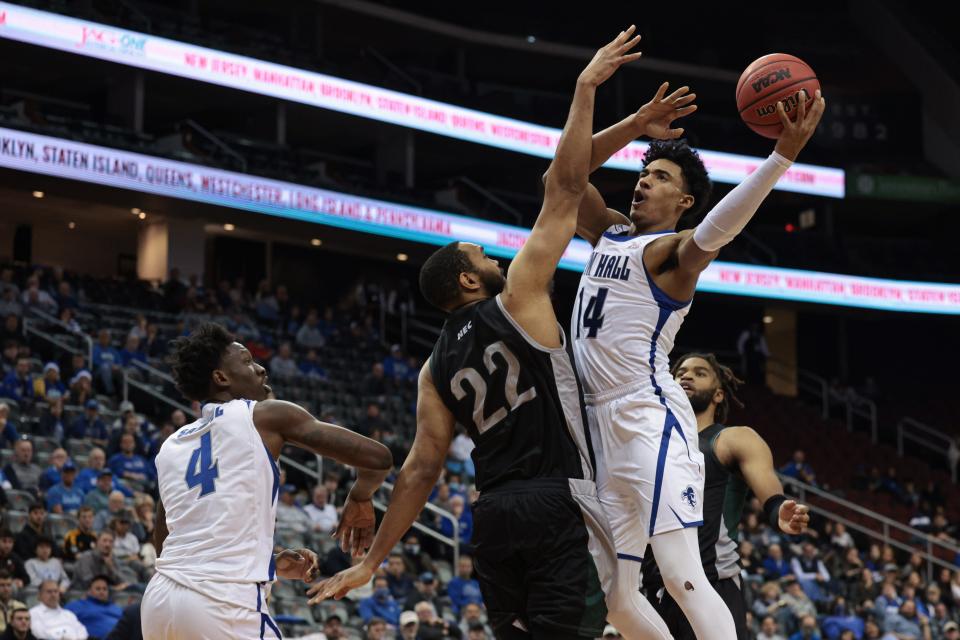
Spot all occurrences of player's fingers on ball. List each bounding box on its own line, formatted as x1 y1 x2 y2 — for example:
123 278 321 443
798 90 807 120
776 101 790 128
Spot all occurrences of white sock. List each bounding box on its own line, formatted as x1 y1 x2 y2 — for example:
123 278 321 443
649 528 737 640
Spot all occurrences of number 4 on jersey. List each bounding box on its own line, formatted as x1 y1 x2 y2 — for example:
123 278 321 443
580 287 609 338
185 431 219 498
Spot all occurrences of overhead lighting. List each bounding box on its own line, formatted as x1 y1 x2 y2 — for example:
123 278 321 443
67 222 76 230
223 223 235 231
138 212 147 220
32 190 44 198
397 253 409 262
526 35 536 43
763 315 774 324
131 207 140 214
310 238 322 247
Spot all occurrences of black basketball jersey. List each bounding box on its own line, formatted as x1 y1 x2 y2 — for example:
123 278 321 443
642 423 748 588
429 295 595 492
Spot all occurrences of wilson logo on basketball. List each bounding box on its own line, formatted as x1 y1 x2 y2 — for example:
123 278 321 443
751 68 792 93
754 91 804 118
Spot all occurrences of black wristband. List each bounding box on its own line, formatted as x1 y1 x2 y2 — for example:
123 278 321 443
763 494 787 529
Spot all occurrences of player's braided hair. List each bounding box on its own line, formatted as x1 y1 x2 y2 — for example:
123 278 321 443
167 322 235 402
642 139 712 218
671 352 744 423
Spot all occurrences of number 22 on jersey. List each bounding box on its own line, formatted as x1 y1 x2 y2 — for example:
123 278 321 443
451 340 537 434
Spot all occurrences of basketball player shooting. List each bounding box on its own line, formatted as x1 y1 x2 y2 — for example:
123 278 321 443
569 82 824 640
140 323 393 639
306 26 699 640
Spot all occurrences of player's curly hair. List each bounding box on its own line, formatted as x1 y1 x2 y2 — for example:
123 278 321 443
167 323 235 402
419 241 475 311
671 352 744 423
642 139 712 218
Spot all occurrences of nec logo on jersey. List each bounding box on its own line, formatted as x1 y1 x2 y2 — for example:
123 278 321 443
751 68 792 93
588 253 631 282
457 321 473 341
681 486 696 508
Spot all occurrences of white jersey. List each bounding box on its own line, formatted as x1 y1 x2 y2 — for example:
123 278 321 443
154 398 280 610
571 227 692 403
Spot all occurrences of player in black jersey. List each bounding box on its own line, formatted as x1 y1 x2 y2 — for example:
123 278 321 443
640 353 811 640
308 26 700 640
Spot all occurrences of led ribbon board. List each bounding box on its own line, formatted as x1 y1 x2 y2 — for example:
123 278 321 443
0 2 843 197
1 127 953 314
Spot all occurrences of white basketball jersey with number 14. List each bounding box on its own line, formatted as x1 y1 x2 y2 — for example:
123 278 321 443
154 398 280 610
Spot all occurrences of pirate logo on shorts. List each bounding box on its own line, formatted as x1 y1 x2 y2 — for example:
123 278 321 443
681 486 696 508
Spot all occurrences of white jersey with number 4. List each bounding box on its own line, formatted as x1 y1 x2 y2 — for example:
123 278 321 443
153 398 280 610
572 227 692 401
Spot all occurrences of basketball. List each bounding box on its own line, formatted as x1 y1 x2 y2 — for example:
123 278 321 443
736 53 820 138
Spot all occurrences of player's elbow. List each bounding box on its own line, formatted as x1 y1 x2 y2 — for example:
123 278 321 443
369 441 394 471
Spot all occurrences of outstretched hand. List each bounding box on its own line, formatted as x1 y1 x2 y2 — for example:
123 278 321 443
306 562 374 604
774 89 826 161
636 82 698 140
778 499 811 535
578 25 643 88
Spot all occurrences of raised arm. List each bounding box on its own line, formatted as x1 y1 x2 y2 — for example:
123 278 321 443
306 362 455 602
501 27 641 344
672 90 826 276
570 82 699 246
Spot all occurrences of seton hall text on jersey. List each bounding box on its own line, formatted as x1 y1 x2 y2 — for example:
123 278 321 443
586 252 631 282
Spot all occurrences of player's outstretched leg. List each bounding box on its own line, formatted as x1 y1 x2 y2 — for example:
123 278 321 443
649 528 737 640
606 557 673 640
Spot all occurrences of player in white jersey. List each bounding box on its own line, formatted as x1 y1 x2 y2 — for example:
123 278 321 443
570 85 826 640
141 323 393 639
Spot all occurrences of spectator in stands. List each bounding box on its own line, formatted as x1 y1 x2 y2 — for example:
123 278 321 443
0 404 18 448
792 542 832 601
4 439 42 494
63 507 97 562
56 309 81 336
146 423 174 461
0 571 25 633
67 371 92 408
763 544 793 579
0 292 22 320
364 617 387 640
93 492 134 534
91 329 122 395
447 555 482 616
385 553 415 603
757 615 787 640
831 523 855 550
83 472 118 513
15 505 51 560
382 345 407 381
45 462 82 515
64 575 121 639
458 603 492 639
403 572 447 618
886 599 930 640
303 485 338 535
781 578 818 623
35 399 65 444
138 323 163 360
0 271 16 298
1 359 34 404
268 342 298 379
295 309 326 349
69 401 108 448
414 600 461 639
106 415 148 458
109 517 148 585
940 621 960 640
39 449 68 492
753 582 793 633
321 613 346 640
52 282 76 313
32 365 64 402
0 533 28 589
438 495 473 552
20 277 57 316
788 614 822 640
118 335 146 369
1 343 19 378
1 607 35 640
77 450 128 498
361 363 390 397
401 534 435 577
28 580 86 640
780 450 817 486
358 576 401 626
275 484 312 548
398 610 419 640
357 403 388 438
107 434 153 489
298 349 327 380
24 538 68 592
73 531 128 592
737 322 770 384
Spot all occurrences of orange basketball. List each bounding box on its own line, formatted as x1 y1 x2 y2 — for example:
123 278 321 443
736 53 820 139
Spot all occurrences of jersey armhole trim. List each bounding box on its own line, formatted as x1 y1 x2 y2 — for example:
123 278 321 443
494 295 566 354
640 245 693 311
